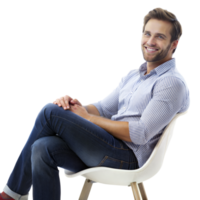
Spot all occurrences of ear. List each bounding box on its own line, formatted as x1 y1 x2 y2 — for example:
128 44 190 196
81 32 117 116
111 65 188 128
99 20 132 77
171 40 179 52
173 40 180 48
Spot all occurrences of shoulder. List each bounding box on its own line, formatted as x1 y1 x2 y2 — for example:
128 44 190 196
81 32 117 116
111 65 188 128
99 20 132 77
154 66 189 90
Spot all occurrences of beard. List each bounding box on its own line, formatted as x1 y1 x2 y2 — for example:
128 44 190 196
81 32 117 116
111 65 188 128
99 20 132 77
142 42 172 62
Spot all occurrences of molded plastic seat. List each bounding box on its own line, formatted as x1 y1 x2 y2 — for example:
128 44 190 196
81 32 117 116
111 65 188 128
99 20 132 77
65 111 187 200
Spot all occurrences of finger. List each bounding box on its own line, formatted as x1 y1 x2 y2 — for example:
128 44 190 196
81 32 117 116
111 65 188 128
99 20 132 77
70 99 75 105
53 99 59 105
62 97 71 110
59 96 65 109
71 98 82 106
70 98 79 104
61 94 68 110
64 95 72 109
65 95 73 109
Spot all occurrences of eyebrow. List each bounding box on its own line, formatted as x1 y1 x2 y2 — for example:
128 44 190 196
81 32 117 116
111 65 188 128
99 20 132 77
144 31 167 39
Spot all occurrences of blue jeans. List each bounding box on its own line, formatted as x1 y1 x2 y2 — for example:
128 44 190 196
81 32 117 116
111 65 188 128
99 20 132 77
4 103 139 200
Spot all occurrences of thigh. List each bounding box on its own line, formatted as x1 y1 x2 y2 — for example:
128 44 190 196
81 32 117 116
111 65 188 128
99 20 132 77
42 103 139 170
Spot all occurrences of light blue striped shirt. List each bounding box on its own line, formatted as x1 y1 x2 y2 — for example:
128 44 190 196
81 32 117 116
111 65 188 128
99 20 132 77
92 58 190 168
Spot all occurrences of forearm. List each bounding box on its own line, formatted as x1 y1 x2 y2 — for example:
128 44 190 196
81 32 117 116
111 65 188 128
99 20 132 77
89 114 132 142
84 104 101 116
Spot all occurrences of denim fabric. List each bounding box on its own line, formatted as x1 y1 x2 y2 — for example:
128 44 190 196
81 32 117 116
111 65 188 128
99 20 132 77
4 103 138 200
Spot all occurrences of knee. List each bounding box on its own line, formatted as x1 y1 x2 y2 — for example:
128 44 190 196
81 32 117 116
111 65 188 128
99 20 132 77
31 137 61 172
31 138 46 160
43 102 57 111
31 137 52 170
31 136 56 155
40 103 58 118
41 102 57 110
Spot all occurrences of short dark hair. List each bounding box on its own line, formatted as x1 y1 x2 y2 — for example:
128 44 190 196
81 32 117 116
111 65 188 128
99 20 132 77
142 8 182 54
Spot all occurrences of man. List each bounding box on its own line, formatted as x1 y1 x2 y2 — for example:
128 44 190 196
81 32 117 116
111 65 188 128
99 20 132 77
1 8 190 200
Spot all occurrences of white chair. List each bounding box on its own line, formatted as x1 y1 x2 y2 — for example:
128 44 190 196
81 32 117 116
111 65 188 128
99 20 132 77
65 111 187 200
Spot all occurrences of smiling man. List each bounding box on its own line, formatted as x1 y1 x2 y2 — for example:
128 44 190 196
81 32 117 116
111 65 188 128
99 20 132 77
1 8 190 200
86 8 190 169
142 18 178 74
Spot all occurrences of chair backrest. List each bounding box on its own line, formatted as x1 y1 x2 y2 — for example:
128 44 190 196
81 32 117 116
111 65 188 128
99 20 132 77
136 111 187 182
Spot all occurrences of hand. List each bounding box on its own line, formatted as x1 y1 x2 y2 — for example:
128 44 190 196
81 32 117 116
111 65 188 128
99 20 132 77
53 95 82 110
70 104 91 121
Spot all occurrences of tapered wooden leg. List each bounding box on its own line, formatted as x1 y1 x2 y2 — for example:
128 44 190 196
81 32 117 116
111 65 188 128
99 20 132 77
138 182 148 200
130 182 141 200
79 179 93 200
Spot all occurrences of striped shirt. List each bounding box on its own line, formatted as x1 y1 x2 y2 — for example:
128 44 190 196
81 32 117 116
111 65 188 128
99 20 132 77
92 58 190 168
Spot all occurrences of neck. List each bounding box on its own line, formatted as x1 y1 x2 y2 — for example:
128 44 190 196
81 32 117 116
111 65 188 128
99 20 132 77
146 57 172 75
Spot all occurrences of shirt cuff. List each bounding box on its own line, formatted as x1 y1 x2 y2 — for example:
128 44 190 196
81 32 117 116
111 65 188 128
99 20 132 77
91 102 104 117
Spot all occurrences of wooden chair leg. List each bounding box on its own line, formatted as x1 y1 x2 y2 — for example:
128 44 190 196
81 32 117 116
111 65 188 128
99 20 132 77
130 182 142 200
79 179 93 200
138 182 148 200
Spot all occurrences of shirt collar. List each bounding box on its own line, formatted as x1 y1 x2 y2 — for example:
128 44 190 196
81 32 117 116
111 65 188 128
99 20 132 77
139 58 176 79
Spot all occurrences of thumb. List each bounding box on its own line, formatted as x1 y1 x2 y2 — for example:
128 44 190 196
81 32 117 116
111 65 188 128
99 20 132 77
70 99 75 104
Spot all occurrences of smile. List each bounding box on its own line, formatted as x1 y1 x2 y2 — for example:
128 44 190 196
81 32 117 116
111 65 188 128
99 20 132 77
145 47 158 53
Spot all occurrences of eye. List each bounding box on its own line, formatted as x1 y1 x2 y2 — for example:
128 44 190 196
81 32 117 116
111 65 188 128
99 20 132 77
144 32 150 36
158 35 163 39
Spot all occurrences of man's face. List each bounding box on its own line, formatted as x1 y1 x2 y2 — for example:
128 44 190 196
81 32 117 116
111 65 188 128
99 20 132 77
141 19 176 64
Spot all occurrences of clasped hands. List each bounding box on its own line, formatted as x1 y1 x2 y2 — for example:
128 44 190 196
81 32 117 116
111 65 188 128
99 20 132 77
69 104 91 121
53 95 91 121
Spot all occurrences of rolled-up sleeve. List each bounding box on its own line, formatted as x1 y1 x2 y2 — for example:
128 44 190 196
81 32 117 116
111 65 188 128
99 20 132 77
129 76 186 145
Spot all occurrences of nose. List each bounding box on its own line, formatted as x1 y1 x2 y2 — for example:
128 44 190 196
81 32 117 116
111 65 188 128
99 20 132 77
146 36 156 46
